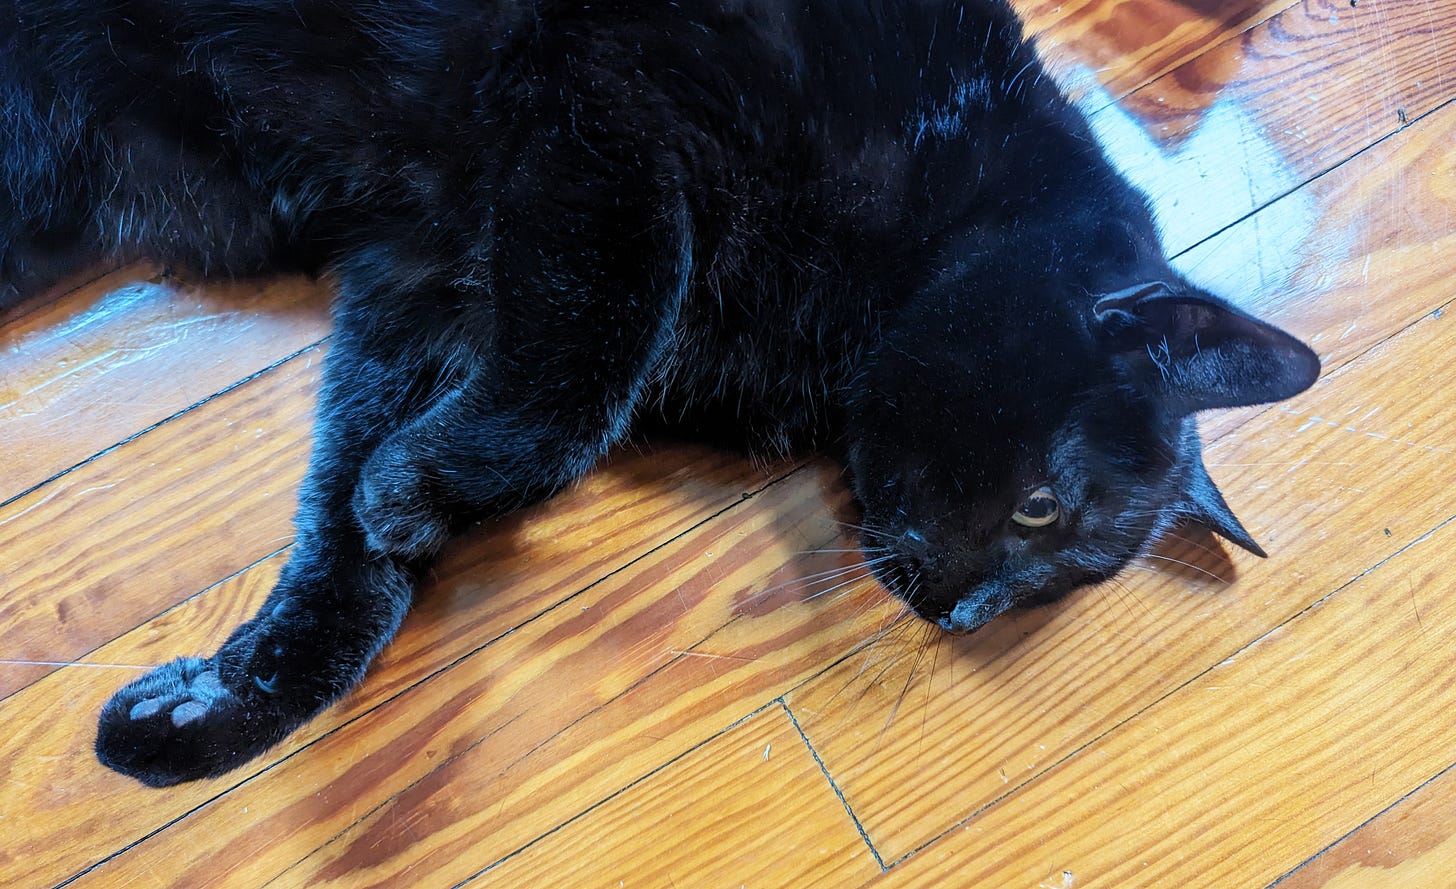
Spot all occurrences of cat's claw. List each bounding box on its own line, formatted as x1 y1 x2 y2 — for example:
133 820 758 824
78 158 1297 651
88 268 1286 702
95 656 295 787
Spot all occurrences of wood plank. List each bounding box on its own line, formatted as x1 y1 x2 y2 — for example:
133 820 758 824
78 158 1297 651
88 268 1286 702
5 4 1450 888
788 280 1456 863
1015 0 1294 100
0 267 329 504
0 264 116 327
1273 764 1456 889
852 432 1456 887
55 461 875 889
1179 87 1456 443
454 706 878 889
0 565 274 888
0 445 777 889
166 193 1456 886
1047 0 1456 444
1092 0 1456 258
0 347 321 700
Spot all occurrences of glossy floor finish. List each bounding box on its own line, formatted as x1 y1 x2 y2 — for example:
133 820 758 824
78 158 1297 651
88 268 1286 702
2 2 1453 887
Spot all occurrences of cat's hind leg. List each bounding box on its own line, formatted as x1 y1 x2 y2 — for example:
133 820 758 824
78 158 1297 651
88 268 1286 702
94 259 463 786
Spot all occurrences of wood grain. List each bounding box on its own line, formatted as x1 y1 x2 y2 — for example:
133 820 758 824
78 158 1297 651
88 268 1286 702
1179 88 1456 441
790 293 1456 866
0 566 279 889
2 3 1453 889
787 82 1456 861
58 462 887 889
847 356 1456 886
1015 0 1294 99
1274 765 1456 888
0 445 778 889
0 267 329 504
0 347 321 700
170 117 1456 883
1094 0 1456 257
458 706 878 889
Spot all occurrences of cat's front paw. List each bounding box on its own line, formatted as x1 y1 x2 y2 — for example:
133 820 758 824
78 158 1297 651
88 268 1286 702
95 656 292 787
353 450 451 559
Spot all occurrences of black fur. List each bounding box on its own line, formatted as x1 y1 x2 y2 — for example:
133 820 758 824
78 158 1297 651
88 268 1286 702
0 0 1319 786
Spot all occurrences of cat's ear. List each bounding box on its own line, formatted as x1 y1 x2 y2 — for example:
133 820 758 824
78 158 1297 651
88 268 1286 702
1093 283 1320 415
1178 425 1266 557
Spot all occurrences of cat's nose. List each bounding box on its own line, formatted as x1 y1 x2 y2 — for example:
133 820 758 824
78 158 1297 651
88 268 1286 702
937 595 1006 635
936 615 972 635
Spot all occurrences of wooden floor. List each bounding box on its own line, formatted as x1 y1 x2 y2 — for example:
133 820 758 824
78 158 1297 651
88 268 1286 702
3 1 1454 886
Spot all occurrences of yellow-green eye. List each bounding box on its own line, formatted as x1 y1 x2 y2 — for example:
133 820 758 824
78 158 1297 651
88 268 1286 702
1012 486 1060 528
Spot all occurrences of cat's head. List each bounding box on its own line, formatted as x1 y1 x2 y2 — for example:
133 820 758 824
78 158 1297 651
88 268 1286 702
845 278 1319 634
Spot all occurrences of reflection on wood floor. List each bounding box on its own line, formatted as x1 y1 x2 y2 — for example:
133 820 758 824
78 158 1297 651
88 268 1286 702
3 1 1453 886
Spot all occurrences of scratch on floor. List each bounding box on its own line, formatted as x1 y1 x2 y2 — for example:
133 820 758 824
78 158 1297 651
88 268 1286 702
1285 410 1452 455
0 485 63 526
667 650 755 662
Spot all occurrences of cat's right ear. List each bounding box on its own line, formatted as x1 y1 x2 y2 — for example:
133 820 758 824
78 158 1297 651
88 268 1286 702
1093 283 1320 416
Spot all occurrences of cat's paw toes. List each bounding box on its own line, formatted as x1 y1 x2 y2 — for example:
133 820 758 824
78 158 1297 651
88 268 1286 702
95 657 288 787
353 465 451 559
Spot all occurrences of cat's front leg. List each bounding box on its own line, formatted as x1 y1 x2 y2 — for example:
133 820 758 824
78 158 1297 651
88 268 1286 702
353 196 694 559
94 275 455 786
92 549 412 786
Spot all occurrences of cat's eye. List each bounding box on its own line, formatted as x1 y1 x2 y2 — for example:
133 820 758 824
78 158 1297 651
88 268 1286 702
1011 486 1061 528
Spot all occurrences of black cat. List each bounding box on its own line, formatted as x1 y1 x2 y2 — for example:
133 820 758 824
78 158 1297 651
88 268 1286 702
0 0 1319 787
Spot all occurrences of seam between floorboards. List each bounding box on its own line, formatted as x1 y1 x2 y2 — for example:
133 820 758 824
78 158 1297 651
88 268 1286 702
0 544 293 709
1167 93 1456 265
1072 0 1304 111
1264 756 1456 888
0 336 330 514
58 464 804 888
448 698 787 889
877 508 1456 871
781 697 888 872
31 34 1456 889
259 467 808 886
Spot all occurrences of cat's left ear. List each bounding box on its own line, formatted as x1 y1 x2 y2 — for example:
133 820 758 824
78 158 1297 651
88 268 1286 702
1093 283 1320 415
1177 426 1266 557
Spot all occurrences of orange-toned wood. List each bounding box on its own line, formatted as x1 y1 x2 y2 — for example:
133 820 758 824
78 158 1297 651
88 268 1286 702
0 347 320 700
789 293 1456 864
1095 0 1456 257
1275 766 1456 888
792 109 1456 849
789 76 1456 859
1174 96 1456 360
0 446 778 889
152 90 1456 880
57 462 882 889
0 267 329 503
848 403 1456 887
452 706 878 889
0 567 280 889
1014 0 1295 99
1180 85 1456 439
